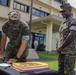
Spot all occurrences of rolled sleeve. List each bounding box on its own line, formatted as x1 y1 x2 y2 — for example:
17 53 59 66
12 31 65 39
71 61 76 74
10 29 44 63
69 25 76 31
22 35 29 40
2 31 6 36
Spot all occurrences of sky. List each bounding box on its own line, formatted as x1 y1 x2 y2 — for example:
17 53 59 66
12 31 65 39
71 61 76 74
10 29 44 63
68 0 76 8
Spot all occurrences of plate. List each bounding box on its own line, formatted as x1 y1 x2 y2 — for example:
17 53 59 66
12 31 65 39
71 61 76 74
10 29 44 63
0 63 11 67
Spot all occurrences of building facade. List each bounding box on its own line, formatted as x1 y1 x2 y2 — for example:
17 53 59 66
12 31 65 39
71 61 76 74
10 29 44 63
0 0 76 52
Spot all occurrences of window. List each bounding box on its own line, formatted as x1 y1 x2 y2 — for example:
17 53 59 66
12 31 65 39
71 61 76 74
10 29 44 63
21 5 24 11
32 9 36 15
32 8 50 17
41 12 45 17
27 6 29 12
54 0 62 4
16 3 20 10
45 13 49 16
0 0 10 6
24 6 29 12
35 10 40 16
45 13 48 16
13 2 29 13
13 2 16 9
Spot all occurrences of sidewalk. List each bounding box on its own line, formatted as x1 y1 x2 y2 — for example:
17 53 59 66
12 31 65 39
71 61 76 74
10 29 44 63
27 57 54 62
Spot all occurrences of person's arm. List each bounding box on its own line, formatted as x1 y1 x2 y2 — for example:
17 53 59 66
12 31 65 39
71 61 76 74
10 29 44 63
57 25 76 53
16 23 29 58
7 38 29 63
16 40 28 58
61 30 75 49
0 35 7 57
7 23 29 63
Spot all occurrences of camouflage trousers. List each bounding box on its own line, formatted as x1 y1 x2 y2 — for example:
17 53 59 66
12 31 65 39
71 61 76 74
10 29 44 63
58 54 75 75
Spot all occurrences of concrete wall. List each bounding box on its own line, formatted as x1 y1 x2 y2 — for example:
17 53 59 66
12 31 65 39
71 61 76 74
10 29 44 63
52 0 61 10
0 5 9 19
52 32 59 51
38 0 51 5
0 19 7 30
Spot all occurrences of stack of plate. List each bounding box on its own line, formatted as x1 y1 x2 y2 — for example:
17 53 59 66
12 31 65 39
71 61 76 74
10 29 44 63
0 63 11 67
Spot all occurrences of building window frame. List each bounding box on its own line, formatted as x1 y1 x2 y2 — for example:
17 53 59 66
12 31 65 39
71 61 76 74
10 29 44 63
54 0 62 4
32 8 50 17
0 0 10 6
13 1 29 13
21 5 24 11
16 3 20 10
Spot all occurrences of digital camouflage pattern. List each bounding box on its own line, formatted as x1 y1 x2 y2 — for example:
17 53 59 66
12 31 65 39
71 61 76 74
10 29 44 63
2 20 29 62
59 15 76 75
59 15 76 55
58 54 75 75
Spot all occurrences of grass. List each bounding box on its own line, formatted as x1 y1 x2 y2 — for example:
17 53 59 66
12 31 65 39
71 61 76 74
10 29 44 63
45 61 76 71
37 51 58 60
45 61 58 70
36 51 76 71
36 51 58 70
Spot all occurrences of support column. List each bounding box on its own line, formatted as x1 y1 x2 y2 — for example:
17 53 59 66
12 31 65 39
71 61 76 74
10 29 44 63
46 22 53 52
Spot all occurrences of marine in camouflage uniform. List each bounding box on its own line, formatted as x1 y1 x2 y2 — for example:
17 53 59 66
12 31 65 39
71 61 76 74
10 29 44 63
57 3 76 75
0 11 29 63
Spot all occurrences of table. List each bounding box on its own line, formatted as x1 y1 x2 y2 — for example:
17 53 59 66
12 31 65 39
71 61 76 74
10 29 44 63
0 67 59 75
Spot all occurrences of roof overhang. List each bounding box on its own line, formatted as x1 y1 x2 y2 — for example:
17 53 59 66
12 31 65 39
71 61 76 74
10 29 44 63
27 14 63 25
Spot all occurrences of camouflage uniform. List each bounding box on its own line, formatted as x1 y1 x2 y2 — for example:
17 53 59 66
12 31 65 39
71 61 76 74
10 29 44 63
59 3 76 75
2 11 29 62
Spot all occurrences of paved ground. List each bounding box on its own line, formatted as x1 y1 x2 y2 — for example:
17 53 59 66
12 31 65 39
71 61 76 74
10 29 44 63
27 57 54 62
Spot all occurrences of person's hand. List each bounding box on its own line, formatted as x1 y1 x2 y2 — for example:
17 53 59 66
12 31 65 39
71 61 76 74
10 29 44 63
57 46 63 53
0 54 5 61
7 58 17 63
0 54 4 59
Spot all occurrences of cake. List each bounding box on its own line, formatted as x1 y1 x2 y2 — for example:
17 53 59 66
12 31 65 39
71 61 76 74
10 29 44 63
11 62 49 72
